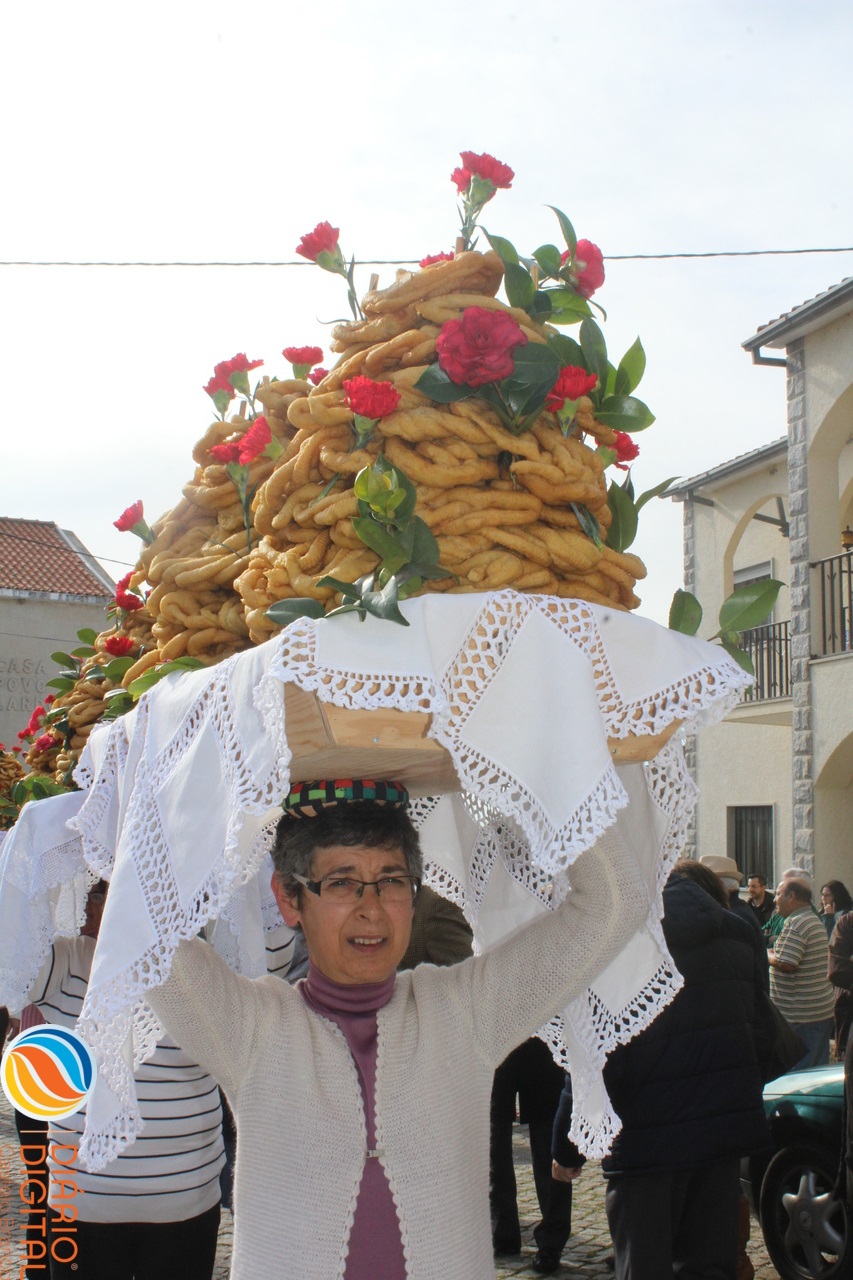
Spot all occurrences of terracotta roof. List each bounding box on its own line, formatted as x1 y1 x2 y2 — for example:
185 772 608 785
0 519 114 597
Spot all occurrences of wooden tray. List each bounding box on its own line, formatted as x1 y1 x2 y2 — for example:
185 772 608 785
283 684 680 797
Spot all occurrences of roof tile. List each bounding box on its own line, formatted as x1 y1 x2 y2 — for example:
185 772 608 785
0 519 114 597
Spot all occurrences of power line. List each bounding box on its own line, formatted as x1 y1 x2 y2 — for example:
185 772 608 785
1 246 853 268
0 529 131 572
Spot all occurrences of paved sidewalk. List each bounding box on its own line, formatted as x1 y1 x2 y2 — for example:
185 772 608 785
0 1096 778 1278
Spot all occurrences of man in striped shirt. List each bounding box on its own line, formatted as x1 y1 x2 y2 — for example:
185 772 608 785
768 877 835 1068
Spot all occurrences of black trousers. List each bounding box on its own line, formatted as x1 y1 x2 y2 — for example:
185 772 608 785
490 1038 573 1256
47 1203 221 1280
605 1158 741 1280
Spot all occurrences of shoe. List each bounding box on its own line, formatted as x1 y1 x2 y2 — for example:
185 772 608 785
532 1250 561 1274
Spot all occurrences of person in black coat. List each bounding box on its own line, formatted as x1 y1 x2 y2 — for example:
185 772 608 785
602 865 769 1280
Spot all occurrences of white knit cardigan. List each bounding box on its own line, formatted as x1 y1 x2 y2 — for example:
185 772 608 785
149 831 646 1279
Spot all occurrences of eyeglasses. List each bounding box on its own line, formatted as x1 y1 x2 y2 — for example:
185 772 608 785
291 873 420 904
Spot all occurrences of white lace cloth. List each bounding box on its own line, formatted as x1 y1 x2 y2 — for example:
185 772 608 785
52 591 748 1168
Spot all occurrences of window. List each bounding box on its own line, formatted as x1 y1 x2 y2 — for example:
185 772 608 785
727 805 774 885
733 561 775 623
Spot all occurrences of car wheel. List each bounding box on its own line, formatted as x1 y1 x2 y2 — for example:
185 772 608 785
759 1144 852 1280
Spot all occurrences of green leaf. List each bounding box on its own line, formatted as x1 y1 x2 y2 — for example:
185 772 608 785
605 482 638 553
580 319 609 386
71 645 96 658
127 657 205 701
373 455 417 524
50 651 77 668
76 628 98 644
547 206 577 258
409 517 440 566
528 291 552 321
720 641 755 675
413 364 474 403
45 677 75 693
571 503 604 550
547 333 586 368
361 577 409 626
264 598 326 628
614 337 646 396
668 589 703 636
481 229 519 266
635 476 680 512
351 517 410 573
504 262 536 310
594 395 656 433
717 579 784 635
100 693 136 722
532 244 563 278
103 656 137 682
84 666 106 683
316 575 363 599
542 288 592 326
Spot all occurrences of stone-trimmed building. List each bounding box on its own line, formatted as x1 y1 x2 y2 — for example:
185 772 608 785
669 277 853 887
0 519 114 747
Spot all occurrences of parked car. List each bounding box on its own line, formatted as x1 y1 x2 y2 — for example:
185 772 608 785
742 1064 851 1280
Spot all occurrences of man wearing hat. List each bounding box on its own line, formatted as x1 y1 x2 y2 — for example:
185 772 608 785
700 856 767 975
147 778 647 1280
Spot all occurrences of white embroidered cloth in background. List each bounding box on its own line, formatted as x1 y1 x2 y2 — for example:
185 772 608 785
63 591 749 1169
0 790 93 1012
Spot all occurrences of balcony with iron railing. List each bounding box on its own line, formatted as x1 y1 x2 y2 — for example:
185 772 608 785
739 620 791 702
812 550 853 657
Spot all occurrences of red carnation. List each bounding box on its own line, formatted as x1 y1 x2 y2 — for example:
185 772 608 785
210 440 242 465
237 416 272 465
419 252 455 267
561 240 605 299
450 166 471 194
214 353 263 380
24 706 46 736
296 222 340 262
44 694 56 706
11 746 22 753
283 346 323 366
104 635 135 657
458 151 514 190
114 500 144 532
613 431 640 471
115 572 144 613
307 367 329 386
0 744 4 752
436 307 527 388
546 366 599 413
343 376 401 421
32 732 59 754
204 372 234 402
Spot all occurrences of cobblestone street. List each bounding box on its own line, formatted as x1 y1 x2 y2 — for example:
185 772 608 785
0 1094 779 1278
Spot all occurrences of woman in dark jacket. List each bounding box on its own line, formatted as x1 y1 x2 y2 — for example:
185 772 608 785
601 870 769 1280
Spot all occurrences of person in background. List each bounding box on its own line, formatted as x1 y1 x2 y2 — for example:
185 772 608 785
490 1038 574 1275
820 879 853 938
700 855 767 985
769 877 835 1068
601 861 768 1280
399 882 473 969
762 866 818 946
828 909 853 1057
746 873 775 929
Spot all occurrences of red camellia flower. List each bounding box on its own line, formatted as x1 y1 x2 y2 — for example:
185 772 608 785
561 240 606 299
296 222 340 262
458 151 514 190
104 635 135 657
210 440 242 465
545 366 599 412
307 367 329 386
114 500 144 533
436 306 527 387
237 416 272 465
613 431 640 471
115 572 144 613
283 346 323 366
343 376 401 421
419 252 455 267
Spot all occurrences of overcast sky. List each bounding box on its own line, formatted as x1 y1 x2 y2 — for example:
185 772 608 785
2 0 851 626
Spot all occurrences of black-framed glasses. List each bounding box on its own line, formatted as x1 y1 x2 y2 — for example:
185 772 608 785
291 873 420 904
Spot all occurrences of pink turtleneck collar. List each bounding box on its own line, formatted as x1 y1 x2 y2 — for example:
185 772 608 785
301 961 396 1018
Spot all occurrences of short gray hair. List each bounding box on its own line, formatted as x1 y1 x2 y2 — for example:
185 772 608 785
271 803 423 905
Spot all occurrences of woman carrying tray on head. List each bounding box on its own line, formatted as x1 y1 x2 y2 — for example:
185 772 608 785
148 778 647 1280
